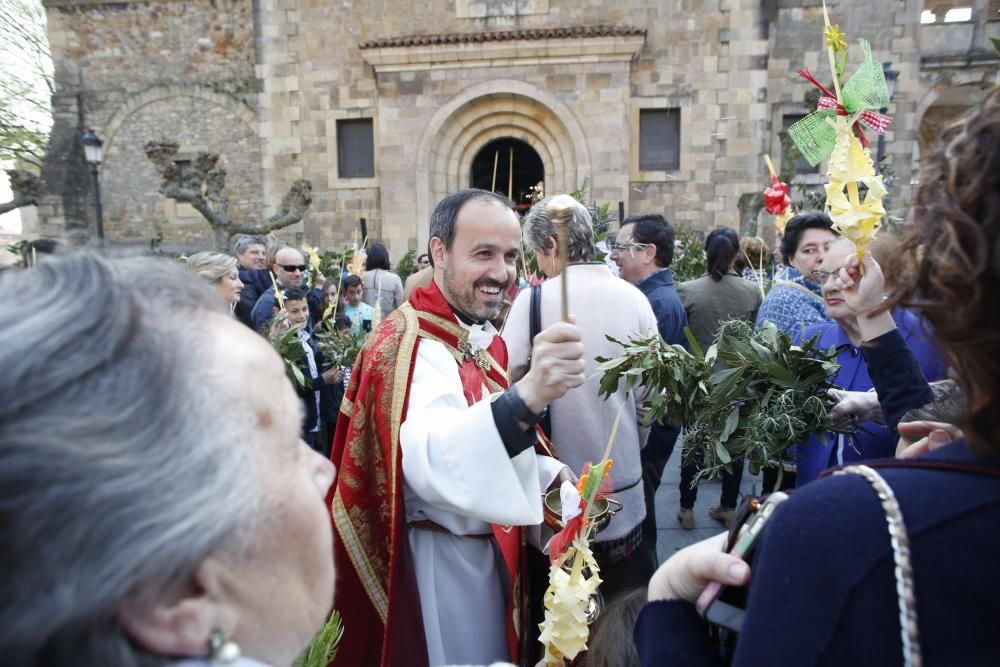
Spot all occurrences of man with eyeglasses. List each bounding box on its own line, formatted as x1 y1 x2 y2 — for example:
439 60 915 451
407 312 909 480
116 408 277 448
251 246 324 332
610 213 689 576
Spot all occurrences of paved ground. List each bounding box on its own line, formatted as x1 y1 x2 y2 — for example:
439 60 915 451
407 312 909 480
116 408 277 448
652 439 762 565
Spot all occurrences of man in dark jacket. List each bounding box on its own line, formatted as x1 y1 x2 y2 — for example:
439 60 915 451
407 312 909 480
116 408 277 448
233 235 270 328
612 213 689 574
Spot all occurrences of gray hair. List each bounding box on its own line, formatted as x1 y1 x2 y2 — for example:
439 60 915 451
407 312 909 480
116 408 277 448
184 251 238 282
0 253 263 665
523 196 595 262
232 234 265 254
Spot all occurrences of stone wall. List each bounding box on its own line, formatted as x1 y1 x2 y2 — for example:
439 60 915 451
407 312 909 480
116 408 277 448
42 0 261 248
40 0 1000 257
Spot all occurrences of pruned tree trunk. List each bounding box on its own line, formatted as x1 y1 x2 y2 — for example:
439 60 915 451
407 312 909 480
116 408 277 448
145 141 313 252
0 169 43 215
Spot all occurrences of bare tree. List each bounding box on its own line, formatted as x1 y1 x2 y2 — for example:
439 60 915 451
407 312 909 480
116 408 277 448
0 0 53 172
0 169 42 215
145 141 313 251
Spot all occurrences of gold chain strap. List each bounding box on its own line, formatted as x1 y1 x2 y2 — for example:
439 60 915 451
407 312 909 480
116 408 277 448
834 464 921 667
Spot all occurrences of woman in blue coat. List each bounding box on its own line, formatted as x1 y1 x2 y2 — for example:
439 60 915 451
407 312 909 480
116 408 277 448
792 238 947 486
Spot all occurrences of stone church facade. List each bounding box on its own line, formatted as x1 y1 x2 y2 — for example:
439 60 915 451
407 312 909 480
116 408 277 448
37 0 999 256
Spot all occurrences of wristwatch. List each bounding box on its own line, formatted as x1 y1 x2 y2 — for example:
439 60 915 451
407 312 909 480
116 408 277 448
505 384 547 426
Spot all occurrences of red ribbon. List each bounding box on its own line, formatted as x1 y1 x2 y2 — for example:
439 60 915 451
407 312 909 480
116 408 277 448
795 68 893 150
763 176 791 215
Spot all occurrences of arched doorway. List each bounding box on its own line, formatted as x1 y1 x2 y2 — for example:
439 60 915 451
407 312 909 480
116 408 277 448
470 138 544 214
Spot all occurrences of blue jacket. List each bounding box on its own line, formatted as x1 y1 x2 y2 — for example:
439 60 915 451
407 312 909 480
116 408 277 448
755 266 830 338
251 283 323 332
793 309 947 485
635 439 1000 667
636 268 688 347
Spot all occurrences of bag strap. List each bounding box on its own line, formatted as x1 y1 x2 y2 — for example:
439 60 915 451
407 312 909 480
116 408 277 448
527 284 553 438
833 465 921 667
530 284 543 343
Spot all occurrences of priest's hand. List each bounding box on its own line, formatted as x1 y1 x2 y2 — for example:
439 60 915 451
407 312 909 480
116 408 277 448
517 316 586 415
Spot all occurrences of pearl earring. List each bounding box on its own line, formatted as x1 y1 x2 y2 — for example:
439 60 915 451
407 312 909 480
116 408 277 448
209 629 241 665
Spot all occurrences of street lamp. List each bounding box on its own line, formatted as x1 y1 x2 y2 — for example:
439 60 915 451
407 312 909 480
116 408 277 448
81 128 104 241
876 63 899 166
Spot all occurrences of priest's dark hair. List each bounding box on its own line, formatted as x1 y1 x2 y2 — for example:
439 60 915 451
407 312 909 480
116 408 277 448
705 226 739 281
428 189 515 261
622 213 676 268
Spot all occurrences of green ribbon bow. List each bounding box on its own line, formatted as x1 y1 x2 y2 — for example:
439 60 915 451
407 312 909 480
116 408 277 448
787 40 891 167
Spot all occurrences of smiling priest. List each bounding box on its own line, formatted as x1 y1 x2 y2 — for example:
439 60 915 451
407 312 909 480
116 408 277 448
328 189 586 667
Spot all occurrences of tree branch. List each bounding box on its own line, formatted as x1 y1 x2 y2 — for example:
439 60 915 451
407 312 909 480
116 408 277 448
0 169 42 215
145 141 314 250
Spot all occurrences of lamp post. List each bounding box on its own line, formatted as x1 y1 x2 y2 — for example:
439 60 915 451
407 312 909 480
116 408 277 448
81 128 104 241
876 63 899 167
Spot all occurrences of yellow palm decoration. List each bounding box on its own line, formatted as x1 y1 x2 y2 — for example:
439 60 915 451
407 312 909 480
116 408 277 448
824 115 886 261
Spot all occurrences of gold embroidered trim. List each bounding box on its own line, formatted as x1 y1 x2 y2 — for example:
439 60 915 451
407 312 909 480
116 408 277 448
332 492 389 621
339 394 354 418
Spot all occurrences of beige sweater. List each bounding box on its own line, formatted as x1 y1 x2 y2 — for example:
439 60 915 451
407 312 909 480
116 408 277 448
501 263 657 541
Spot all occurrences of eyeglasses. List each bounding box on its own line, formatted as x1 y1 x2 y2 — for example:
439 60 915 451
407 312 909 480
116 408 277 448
279 264 308 273
611 241 649 253
809 265 851 284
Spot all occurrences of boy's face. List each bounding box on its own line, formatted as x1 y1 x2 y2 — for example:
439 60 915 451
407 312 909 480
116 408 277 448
346 285 363 306
285 299 310 328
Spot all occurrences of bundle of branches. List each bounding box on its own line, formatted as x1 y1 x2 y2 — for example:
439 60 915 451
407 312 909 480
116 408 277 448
264 315 308 390
314 318 362 370
293 610 343 667
596 319 840 483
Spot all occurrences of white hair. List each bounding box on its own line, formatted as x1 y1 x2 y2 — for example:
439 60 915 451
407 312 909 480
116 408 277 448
0 253 263 665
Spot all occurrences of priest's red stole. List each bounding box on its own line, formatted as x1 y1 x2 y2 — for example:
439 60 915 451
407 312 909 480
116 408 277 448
328 280 547 667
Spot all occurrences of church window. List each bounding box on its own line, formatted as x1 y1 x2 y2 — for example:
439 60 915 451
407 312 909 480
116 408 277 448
638 108 680 171
337 119 375 179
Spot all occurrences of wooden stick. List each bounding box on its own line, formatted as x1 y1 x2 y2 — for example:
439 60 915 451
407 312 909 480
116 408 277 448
546 194 577 322
508 146 514 200
763 154 777 179
491 150 498 192
822 0 843 103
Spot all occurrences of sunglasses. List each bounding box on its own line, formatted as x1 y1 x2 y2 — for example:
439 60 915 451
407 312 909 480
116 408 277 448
279 264 308 272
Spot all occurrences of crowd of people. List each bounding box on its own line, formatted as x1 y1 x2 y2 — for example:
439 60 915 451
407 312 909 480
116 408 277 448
0 89 996 667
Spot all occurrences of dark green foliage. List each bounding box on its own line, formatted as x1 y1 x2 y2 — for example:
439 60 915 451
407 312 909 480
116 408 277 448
596 319 840 483
671 225 708 283
395 248 417 282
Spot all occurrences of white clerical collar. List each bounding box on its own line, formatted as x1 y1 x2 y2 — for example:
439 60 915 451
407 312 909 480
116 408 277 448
456 317 497 351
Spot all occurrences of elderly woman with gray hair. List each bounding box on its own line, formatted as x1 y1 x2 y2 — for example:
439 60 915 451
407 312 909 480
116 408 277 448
184 250 244 306
0 253 336 666
502 196 659 600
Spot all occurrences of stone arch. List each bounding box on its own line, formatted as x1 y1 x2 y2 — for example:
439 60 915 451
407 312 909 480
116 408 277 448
415 80 590 250
96 89 262 246
915 80 991 158
101 85 257 154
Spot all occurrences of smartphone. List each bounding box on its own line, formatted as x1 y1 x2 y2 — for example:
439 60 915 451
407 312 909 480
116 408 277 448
695 491 790 632
362 319 372 332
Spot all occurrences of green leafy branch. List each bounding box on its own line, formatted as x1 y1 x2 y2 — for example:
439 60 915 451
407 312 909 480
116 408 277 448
596 320 841 484
293 610 343 667
263 315 308 390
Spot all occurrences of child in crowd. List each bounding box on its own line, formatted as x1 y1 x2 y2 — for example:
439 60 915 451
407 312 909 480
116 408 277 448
342 274 374 342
